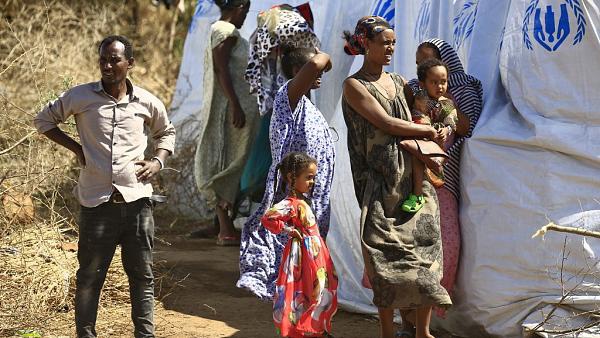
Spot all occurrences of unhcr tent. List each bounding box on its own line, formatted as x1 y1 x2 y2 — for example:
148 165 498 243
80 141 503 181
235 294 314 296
170 0 600 336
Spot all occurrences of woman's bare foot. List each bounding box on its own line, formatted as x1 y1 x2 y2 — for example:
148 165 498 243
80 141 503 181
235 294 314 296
215 199 239 245
415 334 435 338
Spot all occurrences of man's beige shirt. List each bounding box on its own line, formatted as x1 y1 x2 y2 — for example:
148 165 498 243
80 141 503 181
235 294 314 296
34 80 176 207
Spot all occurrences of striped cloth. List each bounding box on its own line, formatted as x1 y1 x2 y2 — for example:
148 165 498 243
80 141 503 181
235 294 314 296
408 38 483 199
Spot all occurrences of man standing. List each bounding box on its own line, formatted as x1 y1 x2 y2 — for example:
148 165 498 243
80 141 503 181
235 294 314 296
34 35 175 338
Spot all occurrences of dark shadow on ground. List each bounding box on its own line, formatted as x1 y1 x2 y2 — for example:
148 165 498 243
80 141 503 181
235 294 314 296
153 235 381 338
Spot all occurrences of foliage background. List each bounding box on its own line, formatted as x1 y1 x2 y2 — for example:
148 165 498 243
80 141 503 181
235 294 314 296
0 0 194 335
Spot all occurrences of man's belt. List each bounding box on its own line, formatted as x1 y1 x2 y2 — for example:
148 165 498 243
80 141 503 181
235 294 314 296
109 191 126 204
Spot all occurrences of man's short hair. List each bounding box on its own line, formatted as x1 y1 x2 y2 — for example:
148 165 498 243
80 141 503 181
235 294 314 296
98 35 133 59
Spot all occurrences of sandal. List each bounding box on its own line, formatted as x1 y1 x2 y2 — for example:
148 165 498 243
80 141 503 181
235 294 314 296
401 194 425 213
216 234 241 246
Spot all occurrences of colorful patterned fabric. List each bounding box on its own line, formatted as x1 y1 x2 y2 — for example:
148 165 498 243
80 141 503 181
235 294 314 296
262 197 338 337
237 81 335 299
412 95 458 133
342 72 451 309
343 15 390 55
245 7 320 115
434 186 460 318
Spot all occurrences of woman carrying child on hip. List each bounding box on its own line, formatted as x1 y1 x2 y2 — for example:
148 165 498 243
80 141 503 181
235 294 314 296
261 152 338 338
401 58 458 213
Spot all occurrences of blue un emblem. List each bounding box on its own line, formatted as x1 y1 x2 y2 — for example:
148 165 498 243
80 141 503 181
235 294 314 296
523 0 587 51
453 0 479 50
372 0 395 29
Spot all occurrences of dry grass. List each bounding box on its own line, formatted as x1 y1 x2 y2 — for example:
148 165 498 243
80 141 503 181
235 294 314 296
0 0 192 335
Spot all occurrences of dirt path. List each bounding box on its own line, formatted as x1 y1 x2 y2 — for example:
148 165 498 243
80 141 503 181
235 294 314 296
151 235 379 338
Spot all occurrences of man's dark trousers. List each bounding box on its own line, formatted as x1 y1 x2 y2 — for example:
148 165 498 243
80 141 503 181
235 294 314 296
75 197 155 338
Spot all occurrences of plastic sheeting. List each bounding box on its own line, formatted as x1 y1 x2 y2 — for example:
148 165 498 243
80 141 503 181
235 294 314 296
166 1 220 220
170 0 600 336
442 0 600 336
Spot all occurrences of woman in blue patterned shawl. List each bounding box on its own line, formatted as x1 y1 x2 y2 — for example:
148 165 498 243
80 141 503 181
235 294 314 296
237 43 335 300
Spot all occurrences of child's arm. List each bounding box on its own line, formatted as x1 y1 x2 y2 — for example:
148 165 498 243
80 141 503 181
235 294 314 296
443 91 469 136
287 49 332 111
436 105 459 146
442 104 459 132
261 200 296 235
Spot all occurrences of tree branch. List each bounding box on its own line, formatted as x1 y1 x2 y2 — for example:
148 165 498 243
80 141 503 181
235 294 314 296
532 222 600 240
0 131 36 155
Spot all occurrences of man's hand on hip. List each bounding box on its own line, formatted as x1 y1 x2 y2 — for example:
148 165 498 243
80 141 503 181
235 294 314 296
135 159 161 182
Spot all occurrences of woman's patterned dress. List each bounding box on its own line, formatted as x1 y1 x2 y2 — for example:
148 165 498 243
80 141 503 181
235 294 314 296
238 81 335 299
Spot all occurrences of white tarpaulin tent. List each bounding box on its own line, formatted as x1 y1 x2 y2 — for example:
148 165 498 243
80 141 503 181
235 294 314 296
170 0 600 336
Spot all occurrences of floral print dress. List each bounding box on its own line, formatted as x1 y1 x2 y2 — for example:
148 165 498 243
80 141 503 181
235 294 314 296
261 197 338 337
342 72 451 310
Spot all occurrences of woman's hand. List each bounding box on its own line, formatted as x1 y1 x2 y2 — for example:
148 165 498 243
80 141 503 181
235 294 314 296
315 48 332 73
231 104 246 128
424 125 438 141
436 126 450 146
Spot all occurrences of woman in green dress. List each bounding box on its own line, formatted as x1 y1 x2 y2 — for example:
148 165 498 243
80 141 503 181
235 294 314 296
194 0 259 245
342 16 451 338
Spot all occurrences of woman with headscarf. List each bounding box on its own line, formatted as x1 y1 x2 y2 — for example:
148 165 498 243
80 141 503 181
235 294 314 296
194 0 259 246
408 38 483 314
237 5 330 301
238 3 319 215
342 16 451 338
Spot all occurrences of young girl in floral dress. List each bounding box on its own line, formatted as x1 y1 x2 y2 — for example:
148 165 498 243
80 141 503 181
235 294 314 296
261 152 338 338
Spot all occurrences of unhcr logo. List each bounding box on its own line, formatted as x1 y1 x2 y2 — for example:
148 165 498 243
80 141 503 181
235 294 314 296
453 0 479 50
522 0 587 51
414 0 430 41
372 0 395 29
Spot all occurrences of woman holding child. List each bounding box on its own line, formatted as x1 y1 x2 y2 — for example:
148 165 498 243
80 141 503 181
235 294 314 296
408 39 483 306
342 16 451 338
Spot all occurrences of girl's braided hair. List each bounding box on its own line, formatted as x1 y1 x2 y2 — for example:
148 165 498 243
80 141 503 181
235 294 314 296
273 151 317 197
